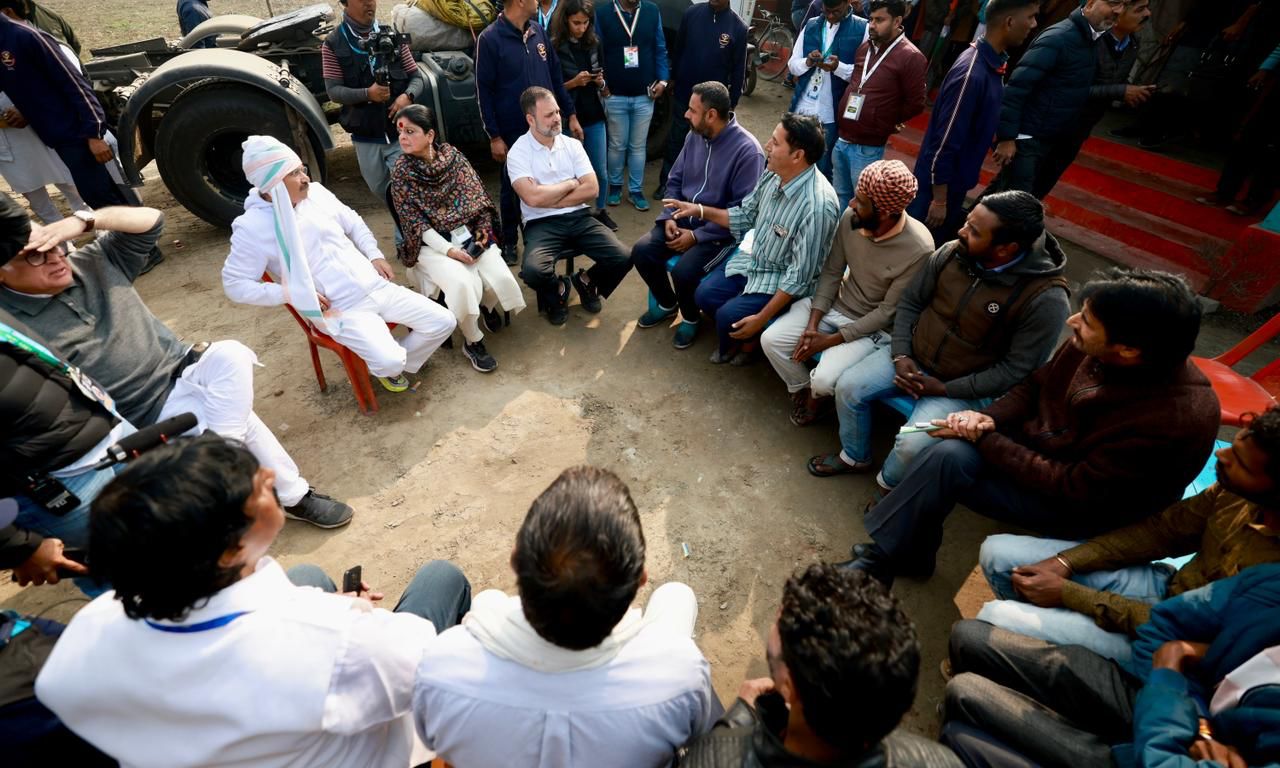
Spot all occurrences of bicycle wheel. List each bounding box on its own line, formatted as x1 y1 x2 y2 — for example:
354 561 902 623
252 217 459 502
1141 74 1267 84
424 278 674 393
757 26 793 82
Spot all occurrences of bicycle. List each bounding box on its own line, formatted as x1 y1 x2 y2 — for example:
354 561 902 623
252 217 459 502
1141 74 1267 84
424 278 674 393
743 8 794 96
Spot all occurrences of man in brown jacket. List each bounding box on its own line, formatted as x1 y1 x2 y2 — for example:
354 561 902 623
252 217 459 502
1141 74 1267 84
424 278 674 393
844 268 1221 586
973 405 1280 662
830 0 928 208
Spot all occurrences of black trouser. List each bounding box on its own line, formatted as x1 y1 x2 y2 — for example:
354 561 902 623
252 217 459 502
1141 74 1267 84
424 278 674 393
631 223 730 320
945 620 1141 768
498 132 522 249
980 135 1071 201
1216 87 1279 206
864 439 1121 572
52 140 138 209
939 721 1039 768
521 209 633 300
658 104 691 192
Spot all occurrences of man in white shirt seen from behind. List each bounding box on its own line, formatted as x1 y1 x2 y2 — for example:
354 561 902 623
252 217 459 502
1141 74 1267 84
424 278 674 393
507 87 633 326
414 465 721 767
36 435 472 768
222 135 456 394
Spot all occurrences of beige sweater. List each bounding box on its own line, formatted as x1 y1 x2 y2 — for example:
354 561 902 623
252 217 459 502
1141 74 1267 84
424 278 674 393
810 209 936 341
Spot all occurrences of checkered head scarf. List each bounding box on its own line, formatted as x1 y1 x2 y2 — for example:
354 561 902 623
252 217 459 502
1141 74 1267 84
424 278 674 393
856 159 918 218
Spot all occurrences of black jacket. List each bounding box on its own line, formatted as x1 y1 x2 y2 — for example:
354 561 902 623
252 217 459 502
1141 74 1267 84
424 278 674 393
997 10 1099 141
677 695 963 768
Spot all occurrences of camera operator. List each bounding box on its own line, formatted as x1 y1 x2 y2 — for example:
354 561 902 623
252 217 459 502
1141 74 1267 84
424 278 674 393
322 0 424 240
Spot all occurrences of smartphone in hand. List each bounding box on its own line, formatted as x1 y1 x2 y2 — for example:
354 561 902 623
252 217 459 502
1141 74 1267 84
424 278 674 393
342 565 363 595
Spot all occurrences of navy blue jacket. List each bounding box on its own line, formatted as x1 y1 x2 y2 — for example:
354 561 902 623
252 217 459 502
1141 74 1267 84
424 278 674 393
475 15 576 143
996 9 1099 141
671 1 747 108
913 40 1007 193
0 15 105 147
788 11 866 115
596 0 669 97
659 116 763 243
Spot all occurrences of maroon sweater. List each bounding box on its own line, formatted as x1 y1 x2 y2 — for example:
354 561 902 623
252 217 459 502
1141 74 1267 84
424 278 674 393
978 342 1221 534
835 34 928 147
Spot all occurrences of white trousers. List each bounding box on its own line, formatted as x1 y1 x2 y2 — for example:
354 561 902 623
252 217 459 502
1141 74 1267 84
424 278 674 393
329 281 457 377
642 582 698 639
761 297 890 396
408 244 527 343
158 340 310 507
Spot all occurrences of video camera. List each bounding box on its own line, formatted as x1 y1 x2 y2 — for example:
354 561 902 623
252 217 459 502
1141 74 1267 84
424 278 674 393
371 28 411 86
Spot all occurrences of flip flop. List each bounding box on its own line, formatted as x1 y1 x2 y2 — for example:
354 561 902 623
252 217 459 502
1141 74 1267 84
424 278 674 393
807 453 871 478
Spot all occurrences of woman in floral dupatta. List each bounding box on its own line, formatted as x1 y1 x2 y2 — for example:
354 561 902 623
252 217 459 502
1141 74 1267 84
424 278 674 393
390 105 526 374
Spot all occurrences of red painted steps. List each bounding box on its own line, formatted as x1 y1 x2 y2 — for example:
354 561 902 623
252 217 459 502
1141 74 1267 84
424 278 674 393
883 112 1255 295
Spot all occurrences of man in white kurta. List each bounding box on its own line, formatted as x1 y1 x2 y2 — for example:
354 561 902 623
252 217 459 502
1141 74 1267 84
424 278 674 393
223 136 456 391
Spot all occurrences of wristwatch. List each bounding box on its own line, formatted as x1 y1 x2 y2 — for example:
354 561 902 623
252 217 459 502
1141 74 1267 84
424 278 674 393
72 210 95 233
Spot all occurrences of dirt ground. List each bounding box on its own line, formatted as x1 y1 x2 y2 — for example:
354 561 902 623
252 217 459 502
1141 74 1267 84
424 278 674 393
2 0 1269 742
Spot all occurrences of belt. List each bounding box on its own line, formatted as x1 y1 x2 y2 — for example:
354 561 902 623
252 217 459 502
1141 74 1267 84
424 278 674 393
174 342 210 378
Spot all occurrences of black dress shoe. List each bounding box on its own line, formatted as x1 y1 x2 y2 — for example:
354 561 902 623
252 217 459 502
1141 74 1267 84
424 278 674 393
835 542 895 587
848 542 936 580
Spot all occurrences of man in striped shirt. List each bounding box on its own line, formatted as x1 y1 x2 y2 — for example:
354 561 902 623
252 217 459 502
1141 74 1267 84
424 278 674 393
663 113 840 364
907 0 1041 247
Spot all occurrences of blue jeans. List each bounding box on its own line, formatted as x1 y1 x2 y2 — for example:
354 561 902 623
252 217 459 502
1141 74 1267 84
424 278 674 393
832 139 886 209
694 260 777 355
14 465 120 595
581 119 609 210
286 560 473 631
605 94 655 195
976 534 1177 663
832 345 986 485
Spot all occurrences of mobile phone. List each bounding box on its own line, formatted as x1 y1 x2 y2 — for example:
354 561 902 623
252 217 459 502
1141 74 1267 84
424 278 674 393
55 547 89 579
898 423 942 434
342 565 363 594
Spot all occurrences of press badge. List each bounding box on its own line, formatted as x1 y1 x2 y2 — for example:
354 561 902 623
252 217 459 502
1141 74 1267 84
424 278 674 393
803 70 823 102
623 46 640 68
450 225 472 246
843 92 867 121
772 224 789 238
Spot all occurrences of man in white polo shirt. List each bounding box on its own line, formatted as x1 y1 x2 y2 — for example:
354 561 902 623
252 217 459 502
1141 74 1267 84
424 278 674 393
507 86 633 325
414 466 721 767
35 435 472 768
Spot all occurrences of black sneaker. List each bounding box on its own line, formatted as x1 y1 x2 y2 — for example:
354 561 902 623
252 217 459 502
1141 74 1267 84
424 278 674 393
594 209 619 232
571 269 602 313
544 284 569 325
501 244 519 266
463 340 497 372
284 490 354 529
480 305 504 334
140 246 166 275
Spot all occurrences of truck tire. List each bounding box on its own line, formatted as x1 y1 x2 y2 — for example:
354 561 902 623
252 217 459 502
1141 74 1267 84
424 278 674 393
153 83 324 228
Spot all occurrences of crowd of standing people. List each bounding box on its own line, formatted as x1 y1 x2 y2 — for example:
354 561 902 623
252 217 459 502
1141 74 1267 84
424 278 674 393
2 0 1279 765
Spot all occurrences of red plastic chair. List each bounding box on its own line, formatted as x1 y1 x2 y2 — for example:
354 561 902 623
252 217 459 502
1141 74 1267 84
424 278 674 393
263 273 394 416
1191 312 1280 426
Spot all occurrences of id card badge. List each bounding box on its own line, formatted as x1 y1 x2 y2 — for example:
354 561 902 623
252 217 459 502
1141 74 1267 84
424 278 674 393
843 92 867 121
65 364 115 414
623 46 640 68
449 224 472 246
803 70 823 102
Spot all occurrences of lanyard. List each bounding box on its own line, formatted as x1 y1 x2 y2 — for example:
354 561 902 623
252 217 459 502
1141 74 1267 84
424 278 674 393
537 0 558 29
340 19 381 71
857 32 905 92
613 1 642 45
820 21 840 58
145 611 253 633
0 319 64 372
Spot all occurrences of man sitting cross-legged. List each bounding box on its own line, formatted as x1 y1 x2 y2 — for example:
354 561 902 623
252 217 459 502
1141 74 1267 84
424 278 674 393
761 159 933 427
973 405 1280 663
0 202 351 528
633 80 763 350
508 86 633 326
844 269 1222 587
806 190 1069 488
414 466 720 767
676 564 962 767
35 435 473 768
663 112 840 365
223 135 457 393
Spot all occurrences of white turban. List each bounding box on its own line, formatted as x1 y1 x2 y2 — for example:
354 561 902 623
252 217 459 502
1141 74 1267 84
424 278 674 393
240 135 336 332
241 135 303 193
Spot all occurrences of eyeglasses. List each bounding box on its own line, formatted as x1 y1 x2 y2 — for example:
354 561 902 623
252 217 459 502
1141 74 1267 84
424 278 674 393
18 247 65 267
286 166 310 180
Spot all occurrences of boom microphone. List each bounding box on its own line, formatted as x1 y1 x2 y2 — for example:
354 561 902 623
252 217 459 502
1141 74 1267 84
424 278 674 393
92 412 198 470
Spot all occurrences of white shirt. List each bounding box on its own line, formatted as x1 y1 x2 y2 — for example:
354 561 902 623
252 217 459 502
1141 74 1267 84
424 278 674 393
223 182 389 310
36 558 436 768
413 590 719 768
787 19 864 124
505 131 595 223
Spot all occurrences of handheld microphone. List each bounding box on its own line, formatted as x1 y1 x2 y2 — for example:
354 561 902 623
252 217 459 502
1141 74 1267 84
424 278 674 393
92 412 198 470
